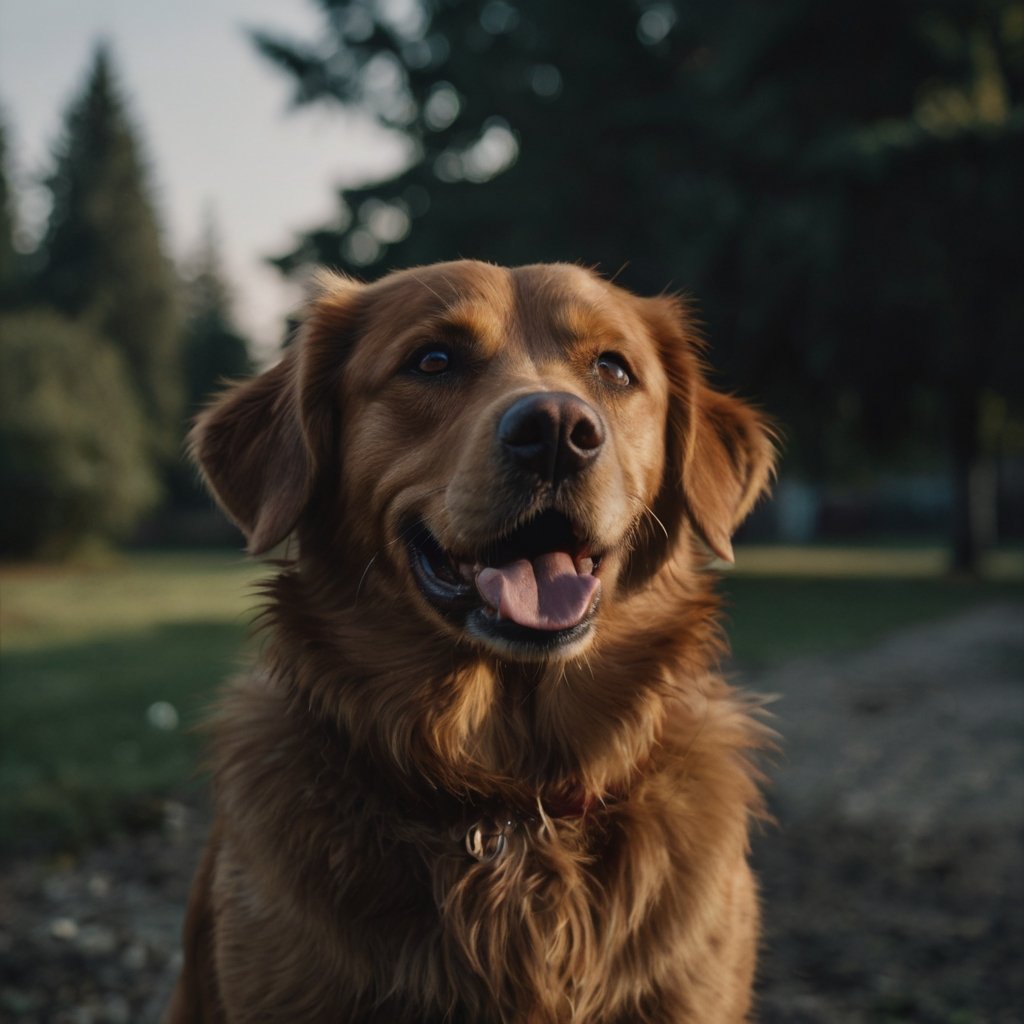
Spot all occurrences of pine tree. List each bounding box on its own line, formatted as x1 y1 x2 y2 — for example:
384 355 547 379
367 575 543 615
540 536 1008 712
161 211 252 515
182 211 252 415
0 111 21 307
36 43 183 457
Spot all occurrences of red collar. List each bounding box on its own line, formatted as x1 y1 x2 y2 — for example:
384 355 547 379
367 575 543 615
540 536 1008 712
461 775 632 862
541 776 601 819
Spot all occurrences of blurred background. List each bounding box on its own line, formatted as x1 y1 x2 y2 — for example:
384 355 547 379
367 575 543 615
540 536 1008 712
0 1 1022 1022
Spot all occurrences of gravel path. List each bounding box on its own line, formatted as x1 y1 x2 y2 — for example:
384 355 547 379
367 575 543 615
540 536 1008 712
2 603 1021 1023
0 802 204 1023
753 603 1024 1024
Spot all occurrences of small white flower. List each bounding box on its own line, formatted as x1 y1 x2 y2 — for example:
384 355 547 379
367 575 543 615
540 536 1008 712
146 701 179 731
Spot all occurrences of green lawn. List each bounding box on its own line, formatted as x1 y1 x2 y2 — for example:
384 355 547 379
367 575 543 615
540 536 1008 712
1 554 263 854
1 548 1020 855
722 544 1023 666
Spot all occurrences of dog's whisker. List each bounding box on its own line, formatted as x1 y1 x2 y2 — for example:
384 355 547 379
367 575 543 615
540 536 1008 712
354 552 379 602
381 509 447 553
579 648 597 682
607 260 631 285
629 493 669 543
407 270 448 305
644 505 670 542
383 524 419 551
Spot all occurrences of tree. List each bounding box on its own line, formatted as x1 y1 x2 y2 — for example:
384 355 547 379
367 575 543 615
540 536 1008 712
0 310 160 557
165 212 253 514
181 212 252 416
684 0 1024 571
252 0 1024 571
35 43 183 458
0 110 22 308
251 0 722 286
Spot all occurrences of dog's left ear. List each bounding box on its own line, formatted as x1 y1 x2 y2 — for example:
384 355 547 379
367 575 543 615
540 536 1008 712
643 295 776 564
682 385 776 563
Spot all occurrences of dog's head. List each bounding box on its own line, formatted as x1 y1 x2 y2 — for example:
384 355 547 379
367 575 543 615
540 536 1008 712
192 261 774 662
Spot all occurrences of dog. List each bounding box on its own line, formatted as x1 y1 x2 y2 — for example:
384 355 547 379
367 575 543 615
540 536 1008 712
165 260 775 1023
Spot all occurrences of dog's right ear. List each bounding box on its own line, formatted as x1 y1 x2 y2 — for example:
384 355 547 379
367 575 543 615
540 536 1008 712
190 273 362 555
189 351 309 555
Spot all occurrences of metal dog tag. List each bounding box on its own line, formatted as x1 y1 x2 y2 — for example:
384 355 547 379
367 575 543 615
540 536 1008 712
465 817 514 862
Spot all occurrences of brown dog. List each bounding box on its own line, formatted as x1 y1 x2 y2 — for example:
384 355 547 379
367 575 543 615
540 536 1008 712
166 261 775 1023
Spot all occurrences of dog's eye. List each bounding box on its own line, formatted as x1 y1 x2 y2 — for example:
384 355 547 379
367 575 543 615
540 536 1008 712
412 349 451 375
596 354 631 387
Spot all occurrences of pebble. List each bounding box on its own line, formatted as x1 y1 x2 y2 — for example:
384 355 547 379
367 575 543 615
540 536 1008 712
87 874 112 898
50 917 79 941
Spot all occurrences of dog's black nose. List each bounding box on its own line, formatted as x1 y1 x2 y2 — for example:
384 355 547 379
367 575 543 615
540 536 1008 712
498 392 605 484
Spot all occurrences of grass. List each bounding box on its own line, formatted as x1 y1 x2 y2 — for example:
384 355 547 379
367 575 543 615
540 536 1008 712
723 573 1022 667
1 551 263 651
1 553 263 854
1 547 1021 855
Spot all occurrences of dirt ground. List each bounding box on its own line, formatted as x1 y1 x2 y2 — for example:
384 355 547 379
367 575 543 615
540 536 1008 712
1 603 1021 1023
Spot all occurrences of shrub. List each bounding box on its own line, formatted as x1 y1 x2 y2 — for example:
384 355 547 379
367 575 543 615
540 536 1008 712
0 310 160 557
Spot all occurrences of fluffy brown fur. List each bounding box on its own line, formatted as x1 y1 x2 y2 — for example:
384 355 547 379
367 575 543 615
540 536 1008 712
165 261 776 1023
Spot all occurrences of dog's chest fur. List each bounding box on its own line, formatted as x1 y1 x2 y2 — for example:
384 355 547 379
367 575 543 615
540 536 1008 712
206 647 763 1024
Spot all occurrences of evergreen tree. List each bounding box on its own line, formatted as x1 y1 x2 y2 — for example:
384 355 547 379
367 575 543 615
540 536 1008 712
36 43 183 457
182 211 252 415
0 110 22 307
163 211 252 514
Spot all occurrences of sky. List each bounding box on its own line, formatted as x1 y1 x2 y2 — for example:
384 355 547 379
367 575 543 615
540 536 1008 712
0 0 409 353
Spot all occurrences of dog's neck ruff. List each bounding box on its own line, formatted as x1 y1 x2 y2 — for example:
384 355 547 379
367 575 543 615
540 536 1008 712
459 775 623 862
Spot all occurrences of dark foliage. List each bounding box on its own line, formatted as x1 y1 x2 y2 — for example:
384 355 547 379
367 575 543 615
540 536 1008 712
252 0 1024 570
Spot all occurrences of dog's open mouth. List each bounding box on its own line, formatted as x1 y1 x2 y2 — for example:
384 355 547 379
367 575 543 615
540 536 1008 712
408 509 603 648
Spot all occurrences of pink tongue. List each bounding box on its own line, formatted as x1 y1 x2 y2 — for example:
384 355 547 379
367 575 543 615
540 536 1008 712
476 552 600 631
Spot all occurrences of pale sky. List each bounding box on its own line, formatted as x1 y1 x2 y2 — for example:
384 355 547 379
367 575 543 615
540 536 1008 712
0 0 409 354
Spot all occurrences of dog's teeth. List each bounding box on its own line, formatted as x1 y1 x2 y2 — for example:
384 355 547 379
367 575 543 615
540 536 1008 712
458 562 476 582
576 557 594 575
